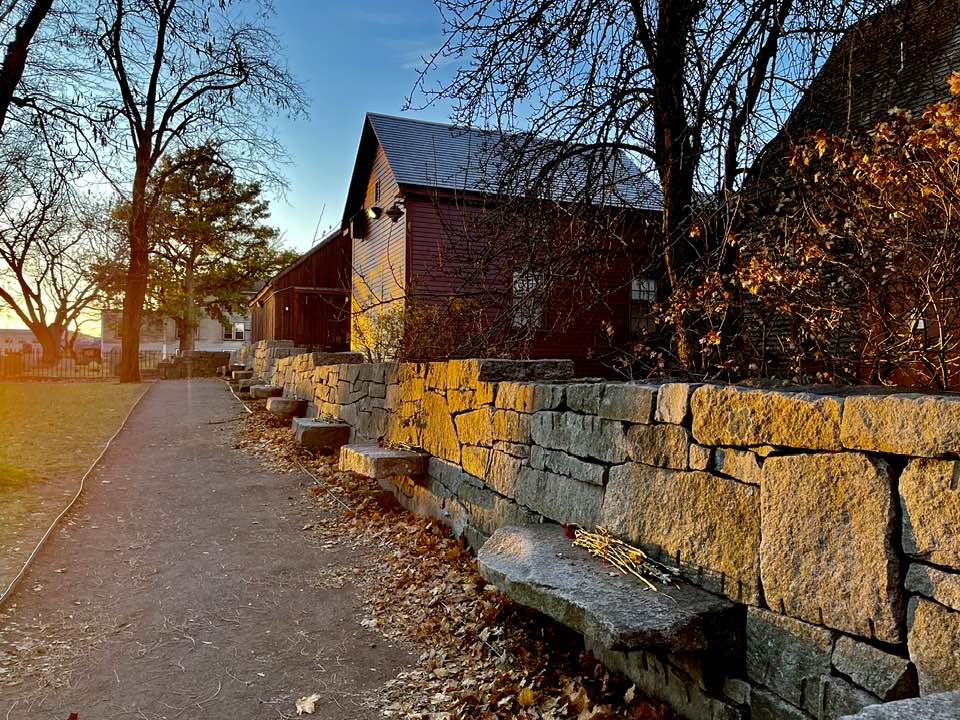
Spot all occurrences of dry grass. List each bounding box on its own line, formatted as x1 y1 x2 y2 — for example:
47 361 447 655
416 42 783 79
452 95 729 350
0 381 149 591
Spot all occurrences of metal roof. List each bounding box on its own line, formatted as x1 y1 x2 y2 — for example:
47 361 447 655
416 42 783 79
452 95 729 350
365 113 663 211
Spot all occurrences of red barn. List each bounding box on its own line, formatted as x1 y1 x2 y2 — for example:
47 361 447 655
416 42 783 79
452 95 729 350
249 229 351 349
341 113 663 375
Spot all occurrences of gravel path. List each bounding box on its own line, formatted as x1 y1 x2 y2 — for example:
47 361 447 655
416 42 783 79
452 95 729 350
0 378 409 719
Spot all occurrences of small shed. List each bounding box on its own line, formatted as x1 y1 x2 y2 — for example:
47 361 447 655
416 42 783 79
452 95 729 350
250 230 351 349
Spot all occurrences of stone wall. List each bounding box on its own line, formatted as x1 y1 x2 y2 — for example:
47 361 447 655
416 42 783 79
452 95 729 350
268 353 960 720
158 350 230 378
250 339 304 381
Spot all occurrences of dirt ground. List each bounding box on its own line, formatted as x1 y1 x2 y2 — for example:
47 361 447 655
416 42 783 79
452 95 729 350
0 378 411 719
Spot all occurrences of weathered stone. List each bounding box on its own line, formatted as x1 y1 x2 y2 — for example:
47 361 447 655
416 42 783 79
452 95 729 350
841 393 960 457
722 678 751 706
761 453 903 643
529 445 607 486
819 675 881 720
832 636 916 701
231 369 254 380
495 382 535 412
474 358 575 382
530 411 628 464
432 461 540 536
566 383 604 414
238 378 261 391
293 419 352 453
533 383 565 411
514 467 604 528
713 447 762 485
598 383 656 423
655 382 699 425
839 691 960 719
419 391 460 464
587 640 744 720
691 385 843 450
460 446 522 497
907 597 960 695
266 397 307 418
454 408 492 447
601 463 760 603
339 444 428 480
688 444 712 470
750 689 810 720
746 607 835 713
478 524 736 653
625 423 692 470
900 459 960 567
905 564 960 611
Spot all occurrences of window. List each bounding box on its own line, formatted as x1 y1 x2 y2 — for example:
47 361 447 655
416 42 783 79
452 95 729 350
630 277 658 337
512 271 544 329
223 322 245 340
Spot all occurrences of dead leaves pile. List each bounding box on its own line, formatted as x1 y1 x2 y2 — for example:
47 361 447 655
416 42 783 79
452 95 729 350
235 407 674 720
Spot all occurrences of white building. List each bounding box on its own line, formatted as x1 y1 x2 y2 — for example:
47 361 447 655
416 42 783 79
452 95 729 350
100 310 251 357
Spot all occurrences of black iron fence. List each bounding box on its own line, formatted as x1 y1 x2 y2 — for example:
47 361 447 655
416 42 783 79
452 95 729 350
0 348 165 379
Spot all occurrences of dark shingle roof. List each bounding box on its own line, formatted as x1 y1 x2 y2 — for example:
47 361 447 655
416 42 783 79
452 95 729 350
365 113 662 211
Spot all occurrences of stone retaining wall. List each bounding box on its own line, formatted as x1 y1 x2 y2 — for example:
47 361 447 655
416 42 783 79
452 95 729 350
250 339 305 381
158 350 229 378
266 352 960 720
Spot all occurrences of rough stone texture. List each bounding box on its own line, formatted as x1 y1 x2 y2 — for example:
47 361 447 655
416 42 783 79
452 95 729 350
840 393 960 457
746 607 835 713
905 564 960 611
231 369 254 380
587 639 744 720
601 463 760 603
292 419 351 454
566 383 604 414
461 446 523 497
688 444 711 470
249 384 283 399
339 444 428 480
750 689 809 720
713 447 762 485
598 383 656 423
760 452 903 643
625 423 692 470
265 397 307 419
907 597 960 695
530 411 628 464
474 358 574 382
514 467 604 528
655 382 699 425
838 691 960 719
478 524 737 653
819 675 881 719
419 391 460 464
529 445 607 486
691 385 843 450
900 459 960 567
832 636 917 701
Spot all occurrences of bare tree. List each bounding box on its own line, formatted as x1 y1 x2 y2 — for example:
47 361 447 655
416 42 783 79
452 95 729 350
0 0 52 133
415 0 892 369
0 145 110 361
45 0 306 381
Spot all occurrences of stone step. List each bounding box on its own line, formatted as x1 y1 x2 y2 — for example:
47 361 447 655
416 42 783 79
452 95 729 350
238 378 263 391
478 524 737 654
250 384 283 399
231 369 254 380
339 444 429 480
266 397 307 418
293 418 351 453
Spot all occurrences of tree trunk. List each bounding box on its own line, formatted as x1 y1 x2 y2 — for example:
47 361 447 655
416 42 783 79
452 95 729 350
119 157 152 383
31 323 60 363
177 317 194 354
181 260 196 353
0 0 53 134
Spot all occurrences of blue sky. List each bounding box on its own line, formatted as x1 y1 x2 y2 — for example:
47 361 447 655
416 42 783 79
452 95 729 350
266 0 455 253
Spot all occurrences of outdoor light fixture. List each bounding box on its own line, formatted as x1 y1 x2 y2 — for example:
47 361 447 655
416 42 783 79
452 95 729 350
384 199 405 222
365 206 383 220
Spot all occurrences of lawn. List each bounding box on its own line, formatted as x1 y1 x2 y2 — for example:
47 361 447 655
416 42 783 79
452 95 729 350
0 382 149 594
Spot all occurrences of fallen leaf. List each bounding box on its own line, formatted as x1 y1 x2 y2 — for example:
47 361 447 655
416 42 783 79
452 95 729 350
295 693 321 715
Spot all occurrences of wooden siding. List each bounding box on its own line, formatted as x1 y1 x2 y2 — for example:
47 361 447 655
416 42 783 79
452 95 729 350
405 194 655 376
250 232 351 349
349 143 407 351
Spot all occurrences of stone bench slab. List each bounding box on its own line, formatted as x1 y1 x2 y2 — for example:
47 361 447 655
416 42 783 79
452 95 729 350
478 524 736 654
293 418 351 453
250 384 283 399
231 369 254 380
266 397 307 418
339 444 428 480
839 691 960 719
238 378 263 391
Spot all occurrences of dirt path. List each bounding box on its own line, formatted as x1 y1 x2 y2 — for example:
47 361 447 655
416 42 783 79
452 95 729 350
0 379 410 720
